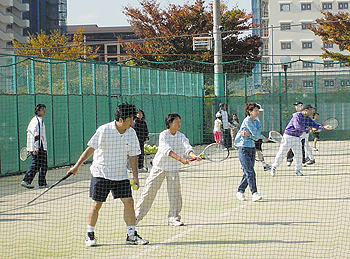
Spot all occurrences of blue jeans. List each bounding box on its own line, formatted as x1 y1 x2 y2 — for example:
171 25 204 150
23 149 48 186
237 147 257 194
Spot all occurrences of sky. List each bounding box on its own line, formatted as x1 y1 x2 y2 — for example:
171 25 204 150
67 0 251 27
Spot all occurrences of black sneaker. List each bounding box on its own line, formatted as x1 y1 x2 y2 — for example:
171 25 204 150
85 232 96 246
263 164 271 171
307 159 315 165
126 231 149 245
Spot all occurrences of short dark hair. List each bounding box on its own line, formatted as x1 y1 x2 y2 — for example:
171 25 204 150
313 112 319 119
244 102 259 116
114 103 137 121
35 104 46 115
165 113 181 129
136 109 146 120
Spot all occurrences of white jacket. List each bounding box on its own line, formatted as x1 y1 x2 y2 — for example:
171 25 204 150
26 115 47 151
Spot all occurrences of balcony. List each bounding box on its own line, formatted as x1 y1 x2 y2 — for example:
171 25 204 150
0 12 13 23
1 0 29 12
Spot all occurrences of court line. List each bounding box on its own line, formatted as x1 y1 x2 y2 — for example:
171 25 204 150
131 203 249 258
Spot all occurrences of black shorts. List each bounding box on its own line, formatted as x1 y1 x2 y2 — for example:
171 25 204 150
254 139 263 151
311 132 320 140
89 176 132 202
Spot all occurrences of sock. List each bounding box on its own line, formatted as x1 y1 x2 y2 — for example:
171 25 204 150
87 225 95 233
262 161 267 166
127 225 135 236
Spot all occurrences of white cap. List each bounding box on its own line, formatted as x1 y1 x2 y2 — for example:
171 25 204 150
216 112 222 117
257 103 264 111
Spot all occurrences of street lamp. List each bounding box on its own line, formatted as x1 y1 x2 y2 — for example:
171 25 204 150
280 56 291 93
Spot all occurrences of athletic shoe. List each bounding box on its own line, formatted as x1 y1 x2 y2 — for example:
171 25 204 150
270 167 276 177
39 184 49 189
302 163 307 167
236 192 246 201
138 168 148 173
286 161 292 167
252 193 262 202
295 171 303 176
263 164 271 171
21 181 34 189
307 159 315 165
305 157 310 163
126 231 149 245
313 147 319 151
168 218 184 226
85 232 96 246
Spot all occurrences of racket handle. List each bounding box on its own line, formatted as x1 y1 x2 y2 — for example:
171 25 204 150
188 158 195 161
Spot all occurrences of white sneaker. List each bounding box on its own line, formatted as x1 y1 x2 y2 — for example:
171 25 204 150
85 232 96 246
286 161 292 166
313 147 318 151
295 170 303 176
252 193 262 202
236 192 246 201
138 168 148 173
126 231 149 245
21 181 34 189
168 218 184 226
270 167 276 177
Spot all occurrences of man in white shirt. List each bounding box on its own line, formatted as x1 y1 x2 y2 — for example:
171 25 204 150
218 103 232 149
67 103 148 246
21 104 48 189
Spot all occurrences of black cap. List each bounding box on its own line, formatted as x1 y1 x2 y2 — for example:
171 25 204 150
293 101 303 106
302 104 314 110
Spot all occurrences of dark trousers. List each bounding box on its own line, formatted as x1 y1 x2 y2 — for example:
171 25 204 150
223 129 232 148
286 138 306 163
138 140 145 169
238 147 257 194
23 149 48 186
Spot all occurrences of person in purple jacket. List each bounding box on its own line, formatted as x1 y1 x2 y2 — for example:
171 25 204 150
270 104 331 177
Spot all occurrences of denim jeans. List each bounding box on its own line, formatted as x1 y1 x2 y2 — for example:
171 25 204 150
23 149 48 186
237 147 257 194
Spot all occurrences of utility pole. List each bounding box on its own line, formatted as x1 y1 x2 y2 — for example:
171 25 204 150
213 0 223 97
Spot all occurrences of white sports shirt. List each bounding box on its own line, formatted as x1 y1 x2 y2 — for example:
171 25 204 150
87 121 141 181
152 130 194 171
27 115 47 151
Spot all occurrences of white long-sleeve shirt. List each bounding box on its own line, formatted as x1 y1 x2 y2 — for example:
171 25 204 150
152 130 194 171
26 115 47 151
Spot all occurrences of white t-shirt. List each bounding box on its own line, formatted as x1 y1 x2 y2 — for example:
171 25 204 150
219 110 229 129
213 118 223 132
27 115 47 151
152 130 194 171
87 121 141 181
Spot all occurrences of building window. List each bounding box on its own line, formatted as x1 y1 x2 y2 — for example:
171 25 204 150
280 4 290 11
303 80 314 87
281 42 291 49
302 42 313 49
340 80 350 86
339 2 349 9
301 23 312 30
322 3 332 9
323 43 333 48
324 61 334 67
301 3 311 10
281 23 291 31
303 62 313 68
281 64 292 69
324 80 335 87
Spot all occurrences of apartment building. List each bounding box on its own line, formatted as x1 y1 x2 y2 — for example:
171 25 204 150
252 0 350 92
0 0 29 54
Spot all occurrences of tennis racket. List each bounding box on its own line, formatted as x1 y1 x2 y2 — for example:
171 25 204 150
268 131 283 143
20 147 31 161
312 117 339 132
27 173 73 205
189 143 229 162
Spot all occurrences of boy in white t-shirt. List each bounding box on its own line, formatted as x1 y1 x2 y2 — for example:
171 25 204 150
135 114 202 226
67 103 148 246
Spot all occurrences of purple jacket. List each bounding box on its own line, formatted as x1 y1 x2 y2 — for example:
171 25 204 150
284 112 324 137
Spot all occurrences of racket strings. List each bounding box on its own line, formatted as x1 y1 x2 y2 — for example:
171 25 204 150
204 144 228 162
324 117 339 129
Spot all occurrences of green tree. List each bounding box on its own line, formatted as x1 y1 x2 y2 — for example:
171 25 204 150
121 0 262 73
12 29 99 60
310 11 350 63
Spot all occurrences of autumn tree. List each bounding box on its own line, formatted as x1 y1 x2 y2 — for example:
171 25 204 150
310 11 350 62
121 0 262 73
12 29 99 60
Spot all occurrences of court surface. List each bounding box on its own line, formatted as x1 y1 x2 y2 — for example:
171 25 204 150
1 140 350 258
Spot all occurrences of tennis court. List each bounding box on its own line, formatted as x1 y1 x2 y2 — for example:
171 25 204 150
1 139 349 258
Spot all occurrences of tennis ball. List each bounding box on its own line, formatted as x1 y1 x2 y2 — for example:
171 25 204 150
132 184 138 190
329 125 332 129
130 179 134 186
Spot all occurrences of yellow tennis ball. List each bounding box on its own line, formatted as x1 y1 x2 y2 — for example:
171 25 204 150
200 154 205 158
329 125 332 129
130 179 134 186
132 184 138 190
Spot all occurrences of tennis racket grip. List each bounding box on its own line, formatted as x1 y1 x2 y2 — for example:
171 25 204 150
188 158 195 161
